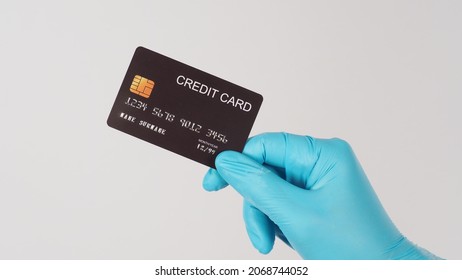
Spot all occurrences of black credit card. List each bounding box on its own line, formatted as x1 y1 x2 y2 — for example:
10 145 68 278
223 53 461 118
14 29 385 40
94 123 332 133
107 47 263 168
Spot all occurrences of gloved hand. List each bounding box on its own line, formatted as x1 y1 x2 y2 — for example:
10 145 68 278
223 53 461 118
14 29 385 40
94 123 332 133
203 132 440 259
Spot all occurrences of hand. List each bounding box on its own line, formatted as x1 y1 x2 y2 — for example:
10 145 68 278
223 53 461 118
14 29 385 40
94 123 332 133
203 132 440 259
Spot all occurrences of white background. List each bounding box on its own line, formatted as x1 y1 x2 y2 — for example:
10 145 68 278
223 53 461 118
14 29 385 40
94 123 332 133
0 0 460 259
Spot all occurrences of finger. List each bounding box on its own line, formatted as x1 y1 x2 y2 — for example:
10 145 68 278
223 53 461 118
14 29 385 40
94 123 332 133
243 132 315 166
201 160 284 192
202 168 228 191
243 200 275 254
215 151 305 223
243 133 318 189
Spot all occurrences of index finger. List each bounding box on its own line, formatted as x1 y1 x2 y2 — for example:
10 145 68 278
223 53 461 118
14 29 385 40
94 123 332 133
243 132 319 188
244 132 317 167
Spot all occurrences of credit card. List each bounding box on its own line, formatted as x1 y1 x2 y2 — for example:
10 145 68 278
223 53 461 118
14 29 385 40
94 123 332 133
107 47 263 168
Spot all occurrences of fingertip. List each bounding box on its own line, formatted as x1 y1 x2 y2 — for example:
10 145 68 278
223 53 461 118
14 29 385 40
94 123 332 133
215 150 262 175
243 202 275 255
248 232 273 255
257 241 273 255
202 168 228 191
242 132 289 167
215 150 242 165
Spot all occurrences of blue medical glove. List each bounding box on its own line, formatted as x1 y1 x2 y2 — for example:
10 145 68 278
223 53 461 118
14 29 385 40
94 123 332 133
203 132 441 259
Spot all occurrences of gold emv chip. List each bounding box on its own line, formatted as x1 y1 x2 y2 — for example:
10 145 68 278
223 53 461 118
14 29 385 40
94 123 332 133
130 75 155 98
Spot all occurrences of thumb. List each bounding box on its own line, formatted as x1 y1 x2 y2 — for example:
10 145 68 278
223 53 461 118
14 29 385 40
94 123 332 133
215 151 304 224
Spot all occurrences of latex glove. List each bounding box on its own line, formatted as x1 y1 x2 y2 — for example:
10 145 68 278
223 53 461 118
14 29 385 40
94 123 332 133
203 132 440 259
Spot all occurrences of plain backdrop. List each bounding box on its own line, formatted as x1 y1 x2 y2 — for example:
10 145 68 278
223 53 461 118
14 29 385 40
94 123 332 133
0 1 460 259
